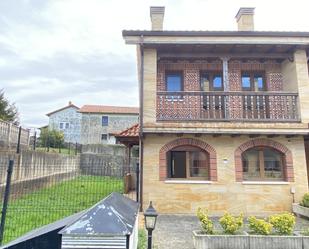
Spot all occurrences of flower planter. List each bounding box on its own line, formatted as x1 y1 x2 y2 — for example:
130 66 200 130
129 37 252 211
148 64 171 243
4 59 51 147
193 231 304 249
248 234 302 249
192 231 248 249
292 203 309 218
294 231 309 249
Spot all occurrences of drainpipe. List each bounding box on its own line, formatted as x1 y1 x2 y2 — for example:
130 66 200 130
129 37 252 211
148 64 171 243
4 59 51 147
139 35 144 211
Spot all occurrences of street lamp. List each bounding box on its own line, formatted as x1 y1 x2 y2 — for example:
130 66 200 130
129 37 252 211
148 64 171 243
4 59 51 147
144 201 158 249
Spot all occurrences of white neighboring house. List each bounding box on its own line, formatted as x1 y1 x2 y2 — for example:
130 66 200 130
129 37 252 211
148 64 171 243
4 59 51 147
46 101 81 143
79 105 139 145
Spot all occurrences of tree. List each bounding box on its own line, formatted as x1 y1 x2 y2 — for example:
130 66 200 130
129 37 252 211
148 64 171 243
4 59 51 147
0 89 19 125
39 128 64 148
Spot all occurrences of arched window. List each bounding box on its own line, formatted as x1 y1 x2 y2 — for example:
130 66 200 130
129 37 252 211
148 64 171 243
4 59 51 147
166 146 210 179
242 147 285 181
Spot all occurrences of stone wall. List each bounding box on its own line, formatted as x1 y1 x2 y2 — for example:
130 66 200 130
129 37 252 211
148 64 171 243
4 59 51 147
80 144 138 177
80 113 138 144
142 134 308 216
48 106 81 143
0 150 79 198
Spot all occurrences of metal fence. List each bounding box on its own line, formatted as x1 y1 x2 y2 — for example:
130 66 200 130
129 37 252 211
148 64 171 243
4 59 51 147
0 121 30 150
0 154 139 245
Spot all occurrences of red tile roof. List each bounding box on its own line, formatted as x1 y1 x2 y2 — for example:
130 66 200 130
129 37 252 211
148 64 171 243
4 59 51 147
78 105 139 114
116 123 139 138
46 102 79 116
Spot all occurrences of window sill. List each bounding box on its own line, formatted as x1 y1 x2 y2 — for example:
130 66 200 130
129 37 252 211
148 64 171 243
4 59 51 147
165 179 212 184
242 181 289 185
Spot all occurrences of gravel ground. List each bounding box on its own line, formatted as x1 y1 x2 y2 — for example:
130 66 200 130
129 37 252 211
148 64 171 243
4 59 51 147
152 215 309 249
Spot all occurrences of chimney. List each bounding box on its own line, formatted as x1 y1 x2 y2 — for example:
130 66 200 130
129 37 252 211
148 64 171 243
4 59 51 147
68 101 72 105
150 6 165 31
235 7 255 31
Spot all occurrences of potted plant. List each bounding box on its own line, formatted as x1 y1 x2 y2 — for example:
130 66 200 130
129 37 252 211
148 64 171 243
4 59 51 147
193 208 248 249
293 193 309 218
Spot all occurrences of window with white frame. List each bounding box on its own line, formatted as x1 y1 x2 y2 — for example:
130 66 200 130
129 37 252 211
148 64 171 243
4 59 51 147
59 122 70 130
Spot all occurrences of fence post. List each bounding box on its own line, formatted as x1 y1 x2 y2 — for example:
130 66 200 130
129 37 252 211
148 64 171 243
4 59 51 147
75 142 78 155
0 160 14 246
16 126 22 154
33 131 37 151
136 163 139 203
7 123 12 150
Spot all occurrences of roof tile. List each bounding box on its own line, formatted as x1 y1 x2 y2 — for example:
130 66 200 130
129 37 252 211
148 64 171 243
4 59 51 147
79 105 139 114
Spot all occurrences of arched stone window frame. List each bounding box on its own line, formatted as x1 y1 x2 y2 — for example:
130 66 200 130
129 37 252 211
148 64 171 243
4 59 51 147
235 139 294 182
159 138 217 181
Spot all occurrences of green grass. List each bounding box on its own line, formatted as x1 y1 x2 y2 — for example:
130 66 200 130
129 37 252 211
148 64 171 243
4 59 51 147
36 147 78 155
1 175 123 244
138 229 147 249
138 229 158 249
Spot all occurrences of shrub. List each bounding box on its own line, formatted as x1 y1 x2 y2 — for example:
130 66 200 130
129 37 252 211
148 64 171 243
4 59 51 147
197 208 214 234
301 193 309 208
248 216 272 235
269 213 296 235
219 212 243 234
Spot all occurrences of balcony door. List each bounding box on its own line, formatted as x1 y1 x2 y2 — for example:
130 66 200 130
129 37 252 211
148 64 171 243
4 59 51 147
200 72 225 119
241 72 269 119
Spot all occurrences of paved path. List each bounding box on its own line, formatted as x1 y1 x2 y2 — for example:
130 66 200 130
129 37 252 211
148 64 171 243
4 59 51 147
153 215 309 249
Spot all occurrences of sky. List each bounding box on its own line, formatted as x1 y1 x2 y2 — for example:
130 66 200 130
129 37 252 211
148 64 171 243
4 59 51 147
1 0 309 129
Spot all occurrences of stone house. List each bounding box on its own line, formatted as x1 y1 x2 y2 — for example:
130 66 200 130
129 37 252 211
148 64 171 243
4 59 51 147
79 105 139 145
46 102 81 143
123 6 309 215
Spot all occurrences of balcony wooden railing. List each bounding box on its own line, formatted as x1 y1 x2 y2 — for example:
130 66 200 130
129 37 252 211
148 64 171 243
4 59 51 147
157 91 299 122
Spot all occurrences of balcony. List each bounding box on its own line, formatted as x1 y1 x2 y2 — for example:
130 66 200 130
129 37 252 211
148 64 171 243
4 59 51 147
157 91 299 122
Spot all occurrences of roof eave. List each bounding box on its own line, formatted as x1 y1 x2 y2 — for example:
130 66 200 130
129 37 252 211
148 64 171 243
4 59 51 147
123 30 309 46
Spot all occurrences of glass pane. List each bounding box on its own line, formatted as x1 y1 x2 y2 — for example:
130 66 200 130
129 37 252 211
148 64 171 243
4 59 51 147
254 75 264 91
166 74 182 91
102 116 108 126
213 75 223 90
200 74 210 91
242 148 260 180
189 151 209 178
264 148 283 179
242 75 251 90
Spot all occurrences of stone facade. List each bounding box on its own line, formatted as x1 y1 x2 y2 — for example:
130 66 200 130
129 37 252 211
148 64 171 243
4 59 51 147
80 113 138 145
143 134 308 215
48 106 81 143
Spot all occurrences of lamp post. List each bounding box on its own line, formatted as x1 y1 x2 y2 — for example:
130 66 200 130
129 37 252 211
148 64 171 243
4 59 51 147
144 201 158 249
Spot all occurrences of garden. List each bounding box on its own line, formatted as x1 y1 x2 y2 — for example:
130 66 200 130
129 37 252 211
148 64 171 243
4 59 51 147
1 175 123 244
193 192 309 249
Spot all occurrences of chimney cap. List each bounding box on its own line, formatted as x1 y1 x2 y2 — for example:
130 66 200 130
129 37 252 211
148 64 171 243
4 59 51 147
235 7 255 21
69 101 72 105
150 6 165 16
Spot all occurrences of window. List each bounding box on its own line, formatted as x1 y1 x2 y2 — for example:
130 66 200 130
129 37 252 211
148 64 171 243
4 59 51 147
241 72 266 91
242 147 284 181
200 72 223 91
166 72 183 91
167 146 209 179
101 134 108 141
59 122 70 130
102 116 109 126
